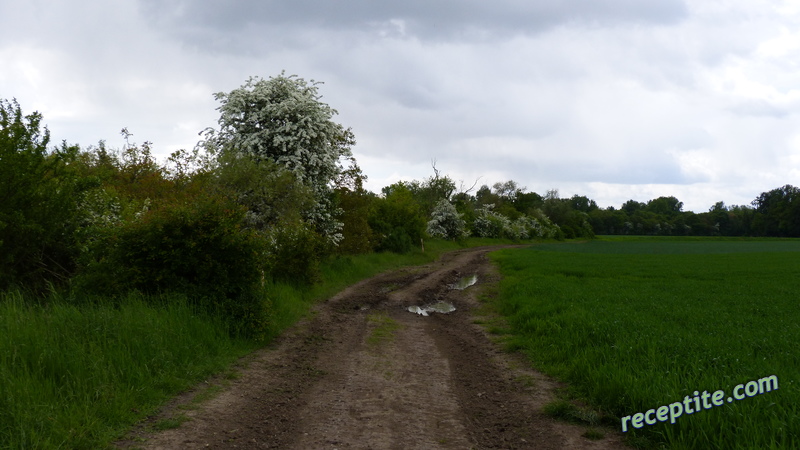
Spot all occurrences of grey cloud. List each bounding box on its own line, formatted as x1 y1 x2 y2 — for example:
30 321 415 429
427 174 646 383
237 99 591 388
140 0 688 45
390 83 443 110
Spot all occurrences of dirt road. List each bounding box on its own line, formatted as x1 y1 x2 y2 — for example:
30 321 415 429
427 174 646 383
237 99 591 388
121 246 626 449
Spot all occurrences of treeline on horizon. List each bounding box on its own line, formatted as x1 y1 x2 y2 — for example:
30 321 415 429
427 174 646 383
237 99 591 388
457 182 800 239
2 75 798 334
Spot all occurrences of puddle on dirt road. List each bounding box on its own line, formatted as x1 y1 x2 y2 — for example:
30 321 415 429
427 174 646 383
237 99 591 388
407 275 476 316
407 305 430 316
407 301 456 316
448 274 478 290
424 301 457 313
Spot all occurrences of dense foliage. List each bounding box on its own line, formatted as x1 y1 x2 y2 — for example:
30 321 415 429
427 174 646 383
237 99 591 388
200 73 355 245
0 91 338 336
0 99 86 292
426 198 468 241
368 183 426 253
586 189 800 237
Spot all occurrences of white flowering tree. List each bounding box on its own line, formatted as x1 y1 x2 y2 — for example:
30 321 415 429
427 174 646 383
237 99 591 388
427 199 469 240
201 72 355 244
471 203 560 240
472 204 509 238
529 208 560 239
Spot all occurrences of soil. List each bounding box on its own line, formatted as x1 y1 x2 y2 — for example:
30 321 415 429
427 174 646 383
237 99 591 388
118 246 627 449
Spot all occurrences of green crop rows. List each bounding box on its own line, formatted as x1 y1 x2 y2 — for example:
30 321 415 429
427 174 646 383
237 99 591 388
490 237 799 449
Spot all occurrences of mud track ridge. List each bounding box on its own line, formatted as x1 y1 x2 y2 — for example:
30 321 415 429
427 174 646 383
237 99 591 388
120 246 626 449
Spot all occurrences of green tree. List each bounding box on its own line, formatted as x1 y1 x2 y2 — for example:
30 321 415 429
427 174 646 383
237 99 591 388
74 187 273 335
512 191 544 215
707 201 729 235
405 163 457 216
542 190 569 228
541 190 595 238
475 180 529 219
369 183 426 253
476 185 499 207
451 191 477 226
630 210 663 235
646 196 683 216
333 157 376 254
569 195 598 213
751 185 800 236
491 181 524 219
588 207 628 235
492 180 522 201
212 150 314 231
682 211 716 235
621 199 646 215
726 204 755 236
0 99 84 290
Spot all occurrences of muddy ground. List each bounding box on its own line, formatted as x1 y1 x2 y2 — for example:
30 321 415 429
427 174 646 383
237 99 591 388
119 246 627 449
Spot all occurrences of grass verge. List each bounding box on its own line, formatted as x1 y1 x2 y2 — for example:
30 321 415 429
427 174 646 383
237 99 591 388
0 291 255 449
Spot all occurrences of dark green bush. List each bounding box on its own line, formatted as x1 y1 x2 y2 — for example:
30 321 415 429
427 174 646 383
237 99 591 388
265 223 324 285
0 99 85 291
334 188 377 254
74 193 270 336
380 226 414 253
369 184 426 253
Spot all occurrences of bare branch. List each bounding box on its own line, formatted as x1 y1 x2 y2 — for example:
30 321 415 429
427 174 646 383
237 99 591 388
458 176 482 195
431 158 440 180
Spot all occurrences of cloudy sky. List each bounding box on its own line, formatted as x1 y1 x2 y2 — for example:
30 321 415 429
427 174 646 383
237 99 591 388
2 0 798 212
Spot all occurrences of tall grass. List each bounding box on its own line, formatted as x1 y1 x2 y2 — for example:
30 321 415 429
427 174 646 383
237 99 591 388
0 291 254 449
0 237 515 449
489 239 800 449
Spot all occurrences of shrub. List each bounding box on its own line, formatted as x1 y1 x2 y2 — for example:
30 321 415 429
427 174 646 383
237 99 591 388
506 216 532 240
471 204 560 241
212 151 314 231
369 184 426 253
333 159 376 254
530 208 561 239
264 222 324 285
380 227 415 253
335 187 377 254
427 198 469 240
73 192 270 335
472 204 510 238
0 99 85 291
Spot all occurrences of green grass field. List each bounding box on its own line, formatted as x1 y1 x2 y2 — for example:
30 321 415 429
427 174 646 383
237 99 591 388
489 237 800 449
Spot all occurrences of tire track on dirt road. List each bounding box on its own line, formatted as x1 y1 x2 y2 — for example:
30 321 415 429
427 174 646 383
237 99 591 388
120 246 626 449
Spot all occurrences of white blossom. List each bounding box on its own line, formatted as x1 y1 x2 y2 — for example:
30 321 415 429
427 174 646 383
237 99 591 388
427 199 469 240
472 204 509 238
202 73 355 244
